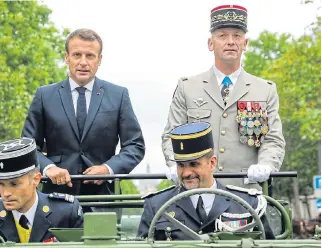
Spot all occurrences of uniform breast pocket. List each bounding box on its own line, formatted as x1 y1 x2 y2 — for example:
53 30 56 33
187 109 211 122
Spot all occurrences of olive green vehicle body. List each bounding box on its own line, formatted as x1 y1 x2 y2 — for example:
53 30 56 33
0 173 320 247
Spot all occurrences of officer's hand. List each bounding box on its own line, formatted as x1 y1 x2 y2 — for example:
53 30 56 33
247 164 272 183
165 165 180 186
46 166 73 187
83 165 109 185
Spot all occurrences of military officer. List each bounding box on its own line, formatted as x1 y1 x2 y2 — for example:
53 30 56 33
161 4 285 189
0 137 83 243
138 122 274 240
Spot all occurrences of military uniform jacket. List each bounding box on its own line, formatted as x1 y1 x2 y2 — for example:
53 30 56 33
0 191 83 243
162 68 285 187
137 183 274 240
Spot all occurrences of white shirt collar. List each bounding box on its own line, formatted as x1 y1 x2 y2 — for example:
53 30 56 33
69 77 94 92
12 193 38 227
190 179 217 210
213 65 242 86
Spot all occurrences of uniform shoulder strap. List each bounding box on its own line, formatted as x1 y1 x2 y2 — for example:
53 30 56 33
48 192 75 203
226 185 263 196
142 185 176 199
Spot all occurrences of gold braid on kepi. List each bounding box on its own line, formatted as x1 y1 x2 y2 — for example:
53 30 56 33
170 122 214 162
210 5 248 33
0 137 38 180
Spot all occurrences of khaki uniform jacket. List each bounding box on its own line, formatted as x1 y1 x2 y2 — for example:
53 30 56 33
161 68 285 187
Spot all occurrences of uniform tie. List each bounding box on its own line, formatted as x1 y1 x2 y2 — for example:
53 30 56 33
196 196 207 224
221 76 232 105
19 215 29 230
76 87 87 137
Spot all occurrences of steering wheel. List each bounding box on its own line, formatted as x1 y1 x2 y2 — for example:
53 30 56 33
147 188 266 242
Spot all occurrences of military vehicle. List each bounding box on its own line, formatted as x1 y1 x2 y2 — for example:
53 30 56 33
0 172 320 247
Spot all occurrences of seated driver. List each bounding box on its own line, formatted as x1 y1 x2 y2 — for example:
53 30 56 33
137 122 274 240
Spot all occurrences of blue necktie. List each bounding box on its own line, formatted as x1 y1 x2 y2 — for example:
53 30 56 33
76 87 87 137
221 76 232 105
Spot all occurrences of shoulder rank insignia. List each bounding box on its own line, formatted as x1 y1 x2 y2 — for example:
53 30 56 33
49 192 75 203
226 185 262 196
181 77 188 81
267 81 273 85
142 185 176 199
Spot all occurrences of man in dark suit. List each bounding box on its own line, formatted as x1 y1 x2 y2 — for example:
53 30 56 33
137 122 274 240
0 137 83 243
22 29 145 197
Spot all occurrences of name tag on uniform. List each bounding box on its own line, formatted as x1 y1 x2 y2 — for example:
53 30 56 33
223 219 247 229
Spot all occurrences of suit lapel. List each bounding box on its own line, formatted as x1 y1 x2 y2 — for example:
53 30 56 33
0 206 19 243
202 183 231 229
175 187 200 224
81 78 104 142
225 69 250 109
202 68 226 109
59 79 80 140
29 192 52 242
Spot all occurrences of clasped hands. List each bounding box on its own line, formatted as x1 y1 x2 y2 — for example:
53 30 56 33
45 164 109 187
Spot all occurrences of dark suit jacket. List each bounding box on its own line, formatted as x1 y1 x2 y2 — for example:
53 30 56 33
137 182 274 240
22 77 145 195
0 191 83 243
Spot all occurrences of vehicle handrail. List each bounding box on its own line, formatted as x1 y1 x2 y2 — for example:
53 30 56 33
41 171 297 181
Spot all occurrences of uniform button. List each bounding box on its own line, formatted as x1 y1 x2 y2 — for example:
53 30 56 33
223 113 228 118
218 166 223 171
166 227 171 231
198 231 203 234
219 148 225 153
196 114 200 118
221 130 226 135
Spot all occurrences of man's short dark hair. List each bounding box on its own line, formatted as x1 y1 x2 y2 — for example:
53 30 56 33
65 28 103 55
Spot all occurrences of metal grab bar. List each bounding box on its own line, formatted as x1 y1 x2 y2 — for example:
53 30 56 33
41 171 297 181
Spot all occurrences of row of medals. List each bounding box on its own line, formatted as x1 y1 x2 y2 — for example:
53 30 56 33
236 109 268 147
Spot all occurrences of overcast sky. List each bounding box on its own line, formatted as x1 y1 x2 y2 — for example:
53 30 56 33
42 0 319 174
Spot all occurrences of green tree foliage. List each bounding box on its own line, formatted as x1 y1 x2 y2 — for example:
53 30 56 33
120 180 139 194
244 18 321 197
0 1 69 140
244 31 293 76
157 179 174 190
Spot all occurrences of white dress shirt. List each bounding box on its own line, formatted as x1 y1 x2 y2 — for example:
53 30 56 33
69 78 94 114
213 65 242 92
43 78 114 176
190 180 217 215
12 193 38 228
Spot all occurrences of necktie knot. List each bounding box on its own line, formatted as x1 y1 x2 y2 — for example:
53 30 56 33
19 215 29 230
76 87 86 95
222 76 232 87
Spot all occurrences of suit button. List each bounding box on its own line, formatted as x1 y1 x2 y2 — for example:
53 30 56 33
223 113 228 118
218 166 224 171
221 130 226 135
219 148 225 153
198 231 203 234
